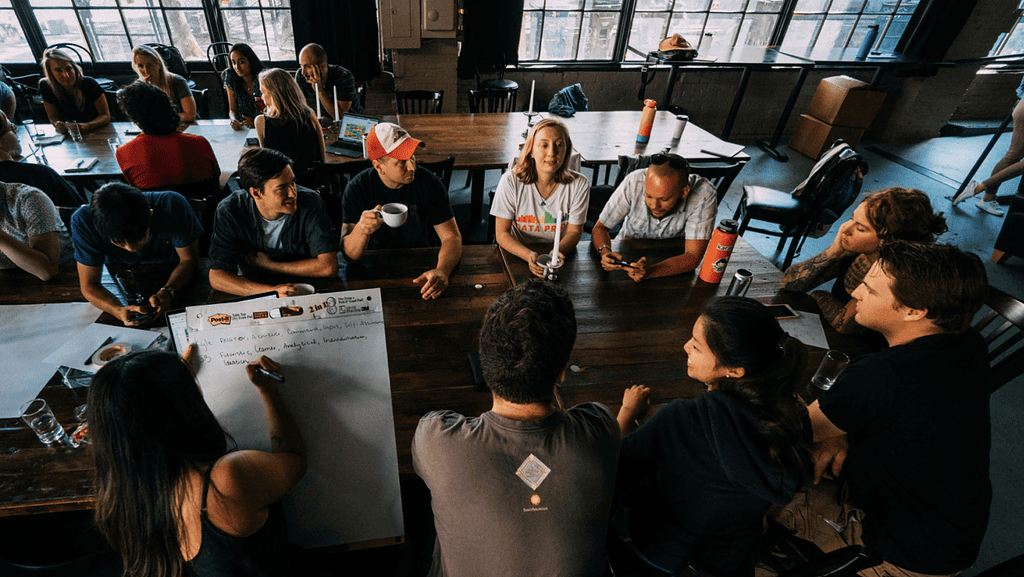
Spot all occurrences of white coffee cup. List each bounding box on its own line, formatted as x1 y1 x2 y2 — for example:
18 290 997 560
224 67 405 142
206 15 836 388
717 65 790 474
291 283 316 296
377 203 408 228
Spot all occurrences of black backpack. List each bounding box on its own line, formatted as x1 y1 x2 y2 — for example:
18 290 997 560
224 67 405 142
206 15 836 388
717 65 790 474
146 44 191 81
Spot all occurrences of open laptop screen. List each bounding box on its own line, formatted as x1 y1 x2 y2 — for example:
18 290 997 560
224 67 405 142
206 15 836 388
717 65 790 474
339 113 379 145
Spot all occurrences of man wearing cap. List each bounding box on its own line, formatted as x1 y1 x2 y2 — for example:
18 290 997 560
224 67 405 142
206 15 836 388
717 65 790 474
341 122 462 300
591 153 718 282
294 43 363 118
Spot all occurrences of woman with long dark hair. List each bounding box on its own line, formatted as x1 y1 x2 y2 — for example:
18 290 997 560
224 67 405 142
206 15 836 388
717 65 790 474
614 297 811 577
223 43 265 130
255 68 325 185
39 48 111 134
89 349 306 576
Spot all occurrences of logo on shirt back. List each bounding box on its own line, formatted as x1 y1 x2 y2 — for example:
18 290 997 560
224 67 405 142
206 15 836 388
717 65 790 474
517 454 551 512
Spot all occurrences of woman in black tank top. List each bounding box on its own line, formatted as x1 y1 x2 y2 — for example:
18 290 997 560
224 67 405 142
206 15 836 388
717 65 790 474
255 68 325 188
88 348 307 577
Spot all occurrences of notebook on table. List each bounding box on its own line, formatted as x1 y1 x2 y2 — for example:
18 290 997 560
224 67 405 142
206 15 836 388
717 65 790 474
326 113 379 158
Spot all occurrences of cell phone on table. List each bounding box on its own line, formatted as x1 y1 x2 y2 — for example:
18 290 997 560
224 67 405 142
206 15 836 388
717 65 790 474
609 258 634 269
766 304 799 320
124 127 142 135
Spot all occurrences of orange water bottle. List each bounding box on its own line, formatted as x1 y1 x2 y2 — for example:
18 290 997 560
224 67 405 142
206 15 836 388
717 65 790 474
698 219 739 284
637 99 657 143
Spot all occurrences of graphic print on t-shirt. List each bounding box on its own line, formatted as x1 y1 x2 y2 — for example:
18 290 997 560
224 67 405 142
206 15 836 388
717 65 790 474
516 453 551 490
515 212 561 235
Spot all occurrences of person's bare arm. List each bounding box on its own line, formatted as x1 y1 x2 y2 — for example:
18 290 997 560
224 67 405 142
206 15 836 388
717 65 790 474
0 230 60 280
807 400 849 483
209 267 297 298
77 262 150 326
247 251 338 277
179 93 197 124
617 385 650 436
42 102 67 134
340 207 382 262
254 114 266 146
810 290 864 335
146 242 198 317
311 114 326 162
495 217 551 279
226 85 247 128
414 217 462 300
627 238 708 282
558 223 583 256
781 222 855 292
79 94 111 132
592 221 630 271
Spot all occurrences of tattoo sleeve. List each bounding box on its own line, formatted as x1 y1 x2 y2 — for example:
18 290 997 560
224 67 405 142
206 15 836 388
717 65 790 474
781 252 849 293
811 290 865 335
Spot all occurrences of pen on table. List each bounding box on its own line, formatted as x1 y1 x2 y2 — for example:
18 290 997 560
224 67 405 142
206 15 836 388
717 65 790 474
700 148 734 159
75 159 85 168
255 367 285 383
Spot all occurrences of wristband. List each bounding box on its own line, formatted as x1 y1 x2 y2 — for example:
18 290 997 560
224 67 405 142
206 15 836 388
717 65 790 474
596 244 611 254
160 286 175 300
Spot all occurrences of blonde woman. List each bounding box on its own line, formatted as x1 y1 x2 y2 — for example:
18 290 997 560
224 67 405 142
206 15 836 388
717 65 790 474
38 48 111 134
255 68 325 184
132 45 196 124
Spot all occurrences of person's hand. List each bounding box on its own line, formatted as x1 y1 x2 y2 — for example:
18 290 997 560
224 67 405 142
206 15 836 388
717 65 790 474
54 121 67 135
825 220 857 260
147 289 173 318
246 355 283 391
621 385 651 421
812 435 849 484
306 65 324 89
626 257 649 282
273 283 298 298
414 269 449 300
230 118 244 130
600 249 626 271
246 250 274 270
118 304 154 327
242 115 255 129
181 343 198 372
357 206 383 236
527 251 544 278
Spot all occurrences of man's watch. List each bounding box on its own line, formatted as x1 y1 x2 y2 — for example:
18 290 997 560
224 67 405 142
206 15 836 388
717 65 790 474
596 244 611 254
160 286 175 301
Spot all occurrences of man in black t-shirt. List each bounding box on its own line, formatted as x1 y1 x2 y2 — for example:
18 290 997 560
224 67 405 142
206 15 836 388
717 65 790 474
783 241 991 577
341 122 462 300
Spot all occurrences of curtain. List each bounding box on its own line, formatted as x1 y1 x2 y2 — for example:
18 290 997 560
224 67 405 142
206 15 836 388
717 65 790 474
458 0 524 80
291 0 381 80
895 0 980 59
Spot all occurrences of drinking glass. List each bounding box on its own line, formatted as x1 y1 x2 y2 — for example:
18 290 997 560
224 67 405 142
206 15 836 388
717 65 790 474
811 350 850 391
67 122 82 142
20 398 72 447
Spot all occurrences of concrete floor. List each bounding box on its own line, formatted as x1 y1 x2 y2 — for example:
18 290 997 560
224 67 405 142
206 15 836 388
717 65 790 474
446 130 1024 576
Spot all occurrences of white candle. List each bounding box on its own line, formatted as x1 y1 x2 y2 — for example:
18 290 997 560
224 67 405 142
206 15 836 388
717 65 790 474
551 210 562 262
528 80 535 115
315 83 320 118
333 85 339 120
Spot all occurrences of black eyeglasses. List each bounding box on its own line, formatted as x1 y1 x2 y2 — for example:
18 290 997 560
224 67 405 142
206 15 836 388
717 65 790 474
651 153 688 171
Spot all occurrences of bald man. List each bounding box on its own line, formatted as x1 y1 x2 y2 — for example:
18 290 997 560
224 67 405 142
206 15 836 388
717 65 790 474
591 154 718 282
294 43 364 118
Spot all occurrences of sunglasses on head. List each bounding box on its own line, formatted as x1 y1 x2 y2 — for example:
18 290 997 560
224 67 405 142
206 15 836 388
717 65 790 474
651 153 688 170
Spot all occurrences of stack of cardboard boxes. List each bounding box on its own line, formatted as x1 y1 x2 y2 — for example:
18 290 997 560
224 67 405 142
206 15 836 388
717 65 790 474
788 75 887 159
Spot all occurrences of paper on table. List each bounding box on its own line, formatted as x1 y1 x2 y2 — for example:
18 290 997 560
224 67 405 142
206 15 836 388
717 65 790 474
778 311 830 350
700 140 746 158
0 303 97 418
42 323 161 372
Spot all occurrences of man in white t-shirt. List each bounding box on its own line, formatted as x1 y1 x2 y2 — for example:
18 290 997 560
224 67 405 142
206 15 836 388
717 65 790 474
591 154 717 282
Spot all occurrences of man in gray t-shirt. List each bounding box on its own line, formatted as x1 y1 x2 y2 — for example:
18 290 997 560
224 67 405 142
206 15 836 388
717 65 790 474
412 280 620 577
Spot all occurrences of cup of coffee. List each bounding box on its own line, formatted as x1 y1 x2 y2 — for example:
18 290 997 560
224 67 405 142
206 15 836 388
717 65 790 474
378 203 408 228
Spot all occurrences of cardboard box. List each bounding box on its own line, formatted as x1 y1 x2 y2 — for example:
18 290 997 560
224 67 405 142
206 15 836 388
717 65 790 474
788 114 865 160
807 75 886 129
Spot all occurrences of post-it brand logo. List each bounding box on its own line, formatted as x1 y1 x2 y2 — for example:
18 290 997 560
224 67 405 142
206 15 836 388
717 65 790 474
208 313 230 326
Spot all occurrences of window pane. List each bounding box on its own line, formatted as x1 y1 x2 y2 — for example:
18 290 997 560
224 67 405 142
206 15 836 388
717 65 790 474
163 0 204 8
540 11 581 59
625 12 669 60
166 9 210 61
636 0 671 9
224 9 267 59
546 0 584 9
79 9 130 61
0 0 11 7
862 0 893 12
225 0 263 7
829 0 865 12
0 10 34 63
794 0 827 12
519 11 542 60
780 14 822 52
585 0 622 8
75 0 117 7
877 13 910 52
748 0 784 13
816 14 856 49
710 0 747 11
524 0 544 9
35 9 89 47
263 9 294 61
30 0 72 6
578 12 619 59
895 0 919 14
704 13 741 55
675 0 711 9
737 13 776 46
997 21 1024 56
668 11 708 40
847 13 883 51
123 9 172 46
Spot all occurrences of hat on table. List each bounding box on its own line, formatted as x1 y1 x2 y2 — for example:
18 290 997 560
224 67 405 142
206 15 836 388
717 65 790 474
366 122 423 161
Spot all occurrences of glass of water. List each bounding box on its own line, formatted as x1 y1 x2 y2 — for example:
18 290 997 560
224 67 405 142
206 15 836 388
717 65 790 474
811 350 850 391
20 398 73 447
22 119 36 139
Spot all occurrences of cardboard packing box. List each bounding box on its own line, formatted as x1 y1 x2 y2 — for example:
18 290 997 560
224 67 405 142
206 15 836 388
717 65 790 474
807 75 886 129
788 114 865 160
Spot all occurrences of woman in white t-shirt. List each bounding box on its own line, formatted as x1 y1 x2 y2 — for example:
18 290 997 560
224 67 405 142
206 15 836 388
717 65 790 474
491 118 590 278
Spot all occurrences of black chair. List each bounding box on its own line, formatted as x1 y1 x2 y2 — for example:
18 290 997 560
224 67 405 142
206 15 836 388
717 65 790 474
973 285 1024 393
312 160 374 229
144 43 196 89
191 87 210 120
395 90 443 114
356 84 367 111
44 43 117 92
207 41 233 112
468 88 515 113
418 155 455 192
732 141 867 269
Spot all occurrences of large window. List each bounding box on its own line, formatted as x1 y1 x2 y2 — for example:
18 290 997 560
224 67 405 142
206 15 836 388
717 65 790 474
520 0 921 63
991 1 1024 57
0 0 293 64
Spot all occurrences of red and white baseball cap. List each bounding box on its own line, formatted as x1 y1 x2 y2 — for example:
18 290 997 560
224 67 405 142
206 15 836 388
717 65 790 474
366 122 423 161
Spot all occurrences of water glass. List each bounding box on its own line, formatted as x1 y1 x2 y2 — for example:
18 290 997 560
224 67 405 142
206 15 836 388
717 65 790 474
20 398 72 447
107 137 121 156
67 122 83 142
811 350 850 391
22 119 36 139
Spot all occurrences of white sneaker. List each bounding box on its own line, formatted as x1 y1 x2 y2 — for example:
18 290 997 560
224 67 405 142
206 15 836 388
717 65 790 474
952 180 982 206
976 198 1005 216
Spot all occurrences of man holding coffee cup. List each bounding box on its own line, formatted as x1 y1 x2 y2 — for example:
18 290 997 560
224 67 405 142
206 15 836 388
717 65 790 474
208 148 338 297
341 122 462 300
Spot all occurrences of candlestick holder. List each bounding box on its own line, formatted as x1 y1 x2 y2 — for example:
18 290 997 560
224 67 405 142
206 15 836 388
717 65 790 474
521 111 540 138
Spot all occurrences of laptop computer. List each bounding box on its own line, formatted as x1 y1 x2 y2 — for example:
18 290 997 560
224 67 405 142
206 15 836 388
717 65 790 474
326 113 379 158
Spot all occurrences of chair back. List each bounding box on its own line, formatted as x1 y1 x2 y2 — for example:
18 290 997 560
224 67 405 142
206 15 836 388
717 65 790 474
312 160 374 229
794 144 866 238
46 43 116 91
690 159 747 205
395 90 444 114
468 88 515 113
144 43 191 81
191 87 210 119
356 84 366 110
417 156 455 192
973 285 1024 393
207 42 233 77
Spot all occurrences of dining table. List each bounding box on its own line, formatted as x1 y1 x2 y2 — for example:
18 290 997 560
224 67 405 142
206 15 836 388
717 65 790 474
0 236 871 518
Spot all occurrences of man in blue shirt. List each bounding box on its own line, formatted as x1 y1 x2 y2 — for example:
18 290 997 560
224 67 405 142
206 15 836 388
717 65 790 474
71 182 202 326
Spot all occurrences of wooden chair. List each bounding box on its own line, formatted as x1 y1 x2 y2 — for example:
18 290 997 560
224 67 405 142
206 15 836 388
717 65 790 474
468 88 515 113
732 141 866 269
395 90 444 114
312 160 374 230
973 285 1024 393
418 156 455 192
